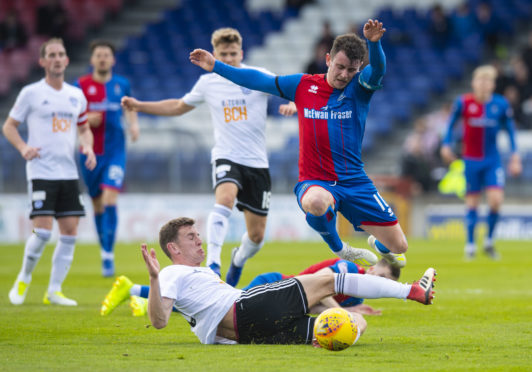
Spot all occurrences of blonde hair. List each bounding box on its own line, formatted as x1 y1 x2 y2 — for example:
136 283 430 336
40 38 65 58
211 28 242 49
473 65 497 80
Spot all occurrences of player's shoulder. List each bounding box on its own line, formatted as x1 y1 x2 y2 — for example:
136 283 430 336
110 74 131 86
63 81 86 96
491 93 509 105
19 79 46 95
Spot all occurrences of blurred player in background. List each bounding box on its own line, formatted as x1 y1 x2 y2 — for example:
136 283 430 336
441 65 522 260
4 38 96 306
121 28 273 286
75 40 139 277
190 20 408 270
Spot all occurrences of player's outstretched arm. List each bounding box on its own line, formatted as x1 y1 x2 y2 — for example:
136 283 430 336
190 49 282 97
360 20 386 89
78 122 97 170
363 19 386 42
121 96 194 116
141 244 173 329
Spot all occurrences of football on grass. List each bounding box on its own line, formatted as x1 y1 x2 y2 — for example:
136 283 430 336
313 307 358 351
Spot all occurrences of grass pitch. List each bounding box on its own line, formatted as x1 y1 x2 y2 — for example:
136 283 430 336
1 238 531 371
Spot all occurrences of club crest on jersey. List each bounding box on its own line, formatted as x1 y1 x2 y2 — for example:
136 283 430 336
69 97 78 107
240 86 252 95
308 85 318 94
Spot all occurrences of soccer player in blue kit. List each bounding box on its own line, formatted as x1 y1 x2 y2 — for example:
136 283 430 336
190 20 408 268
440 65 522 260
76 40 140 276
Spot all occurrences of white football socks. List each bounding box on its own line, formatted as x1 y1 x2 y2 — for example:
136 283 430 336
48 235 76 293
18 228 51 283
233 232 264 268
206 204 232 266
130 284 141 297
334 273 411 299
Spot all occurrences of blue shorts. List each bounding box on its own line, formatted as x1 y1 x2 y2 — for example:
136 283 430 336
294 176 397 232
464 158 504 194
80 152 126 198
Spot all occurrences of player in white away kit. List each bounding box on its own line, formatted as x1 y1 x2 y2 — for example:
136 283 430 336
122 28 272 286
3 38 96 306
142 217 436 345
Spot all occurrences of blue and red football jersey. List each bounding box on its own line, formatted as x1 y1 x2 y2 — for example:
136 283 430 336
443 93 517 161
76 74 131 156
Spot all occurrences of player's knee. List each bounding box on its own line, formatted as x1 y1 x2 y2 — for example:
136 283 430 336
394 238 408 254
302 195 330 216
247 230 264 244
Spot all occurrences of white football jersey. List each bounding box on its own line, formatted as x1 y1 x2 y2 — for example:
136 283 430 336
9 79 88 180
159 264 242 345
182 64 271 168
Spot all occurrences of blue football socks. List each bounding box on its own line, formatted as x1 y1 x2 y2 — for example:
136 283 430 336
466 208 477 244
306 206 343 252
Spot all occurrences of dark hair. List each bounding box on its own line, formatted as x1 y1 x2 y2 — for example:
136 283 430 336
376 259 401 280
330 33 366 62
89 40 116 56
158 217 196 258
40 38 65 58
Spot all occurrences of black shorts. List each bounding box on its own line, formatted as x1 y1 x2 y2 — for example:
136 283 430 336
212 159 271 216
235 278 315 344
29 179 85 219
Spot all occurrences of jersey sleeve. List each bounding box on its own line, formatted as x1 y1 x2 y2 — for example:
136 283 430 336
8 86 32 123
213 60 303 100
77 94 88 126
502 99 518 153
442 97 463 146
182 76 206 106
159 267 179 301
359 40 386 91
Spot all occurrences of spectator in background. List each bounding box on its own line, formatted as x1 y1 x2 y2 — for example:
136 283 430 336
285 0 314 17
36 0 68 40
0 10 27 52
450 3 476 44
509 57 532 106
503 85 530 129
520 31 532 74
493 58 514 95
428 4 450 50
474 1 501 54
316 21 335 52
305 43 328 74
401 117 440 193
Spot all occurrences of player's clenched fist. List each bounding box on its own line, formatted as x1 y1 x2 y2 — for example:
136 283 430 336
121 96 139 111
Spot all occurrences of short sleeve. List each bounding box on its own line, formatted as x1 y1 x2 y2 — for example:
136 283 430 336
159 267 180 301
9 87 32 123
182 76 206 106
77 94 88 126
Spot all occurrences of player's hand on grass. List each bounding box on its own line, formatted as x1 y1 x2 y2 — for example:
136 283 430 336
142 243 160 279
508 153 522 177
346 304 382 316
279 102 297 116
121 96 140 111
20 144 41 160
87 112 103 128
440 145 456 164
363 19 386 42
81 145 96 170
189 49 215 72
